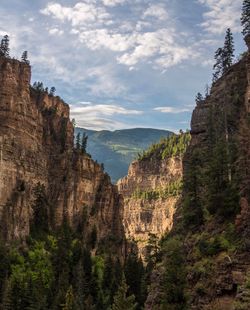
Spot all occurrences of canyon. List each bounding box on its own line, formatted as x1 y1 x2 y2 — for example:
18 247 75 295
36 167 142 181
0 40 250 309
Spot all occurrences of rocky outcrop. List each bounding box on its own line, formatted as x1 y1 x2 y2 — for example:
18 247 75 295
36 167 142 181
0 56 124 256
118 156 182 257
146 52 250 309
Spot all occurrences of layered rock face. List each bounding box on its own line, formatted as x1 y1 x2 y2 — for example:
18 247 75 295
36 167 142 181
185 53 250 310
118 156 182 257
146 53 250 309
0 56 124 255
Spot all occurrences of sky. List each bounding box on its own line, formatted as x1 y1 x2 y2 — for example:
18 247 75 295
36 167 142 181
0 0 245 132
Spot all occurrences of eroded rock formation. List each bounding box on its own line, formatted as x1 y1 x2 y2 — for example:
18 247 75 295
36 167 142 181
146 52 250 309
118 155 183 257
0 57 124 256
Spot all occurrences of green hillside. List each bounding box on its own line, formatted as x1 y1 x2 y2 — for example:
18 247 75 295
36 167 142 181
75 128 173 182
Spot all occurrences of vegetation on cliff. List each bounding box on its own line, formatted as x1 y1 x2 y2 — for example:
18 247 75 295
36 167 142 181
131 179 182 201
137 131 191 161
145 5 250 308
0 181 146 309
1 1 250 309
0 39 146 310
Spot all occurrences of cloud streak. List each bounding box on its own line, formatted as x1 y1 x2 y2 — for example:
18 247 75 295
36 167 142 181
154 107 191 114
70 102 143 130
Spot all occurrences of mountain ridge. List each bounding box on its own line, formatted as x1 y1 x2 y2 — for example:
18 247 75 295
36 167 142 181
75 127 173 182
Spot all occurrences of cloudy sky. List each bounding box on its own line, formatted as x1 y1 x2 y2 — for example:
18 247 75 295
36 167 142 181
0 0 245 132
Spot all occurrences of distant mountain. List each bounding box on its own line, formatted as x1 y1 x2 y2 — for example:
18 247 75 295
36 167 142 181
75 127 173 182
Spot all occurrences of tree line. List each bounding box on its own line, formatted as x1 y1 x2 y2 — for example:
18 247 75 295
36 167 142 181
0 34 29 64
195 0 250 104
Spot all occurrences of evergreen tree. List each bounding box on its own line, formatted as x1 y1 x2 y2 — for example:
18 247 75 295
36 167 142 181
31 183 49 236
62 286 75 310
33 81 44 92
213 47 224 83
113 258 123 293
49 87 56 96
182 149 204 227
195 92 204 105
223 28 234 72
125 253 146 308
0 35 10 57
76 133 81 150
72 118 76 128
162 238 186 309
21 51 29 64
241 0 250 36
112 274 137 310
145 233 159 269
213 29 234 82
205 84 210 98
81 133 88 154
1 279 13 310
90 225 97 249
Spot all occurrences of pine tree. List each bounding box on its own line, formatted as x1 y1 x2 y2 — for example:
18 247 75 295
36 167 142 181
182 149 204 227
81 133 88 154
33 81 44 92
241 0 250 36
31 183 49 236
1 279 13 310
21 51 30 65
195 92 204 105
162 238 186 309
72 118 76 128
223 28 234 72
205 84 210 98
0 35 10 57
112 274 137 310
213 47 224 83
212 29 234 83
49 87 56 96
125 253 146 308
62 286 75 310
76 133 81 150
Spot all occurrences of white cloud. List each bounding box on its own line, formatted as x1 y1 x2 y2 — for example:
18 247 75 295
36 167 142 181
198 0 241 34
40 1 200 71
41 2 110 26
78 29 137 52
154 106 191 113
143 4 168 21
117 29 198 69
70 103 143 116
102 0 127 7
70 102 143 130
0 30 10 36
48 28 64 35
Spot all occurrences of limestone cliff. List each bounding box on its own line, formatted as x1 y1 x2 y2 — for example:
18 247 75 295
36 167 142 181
146 51 250 309
0 56 124 256
118 135 189 257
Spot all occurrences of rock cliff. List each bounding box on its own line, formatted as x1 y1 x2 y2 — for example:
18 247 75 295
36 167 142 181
0 56 124 255
118 135 188 257
146 51 250 309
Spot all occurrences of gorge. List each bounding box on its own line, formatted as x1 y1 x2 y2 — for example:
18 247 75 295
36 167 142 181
0 32 250 310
